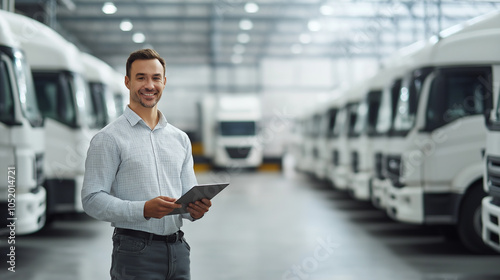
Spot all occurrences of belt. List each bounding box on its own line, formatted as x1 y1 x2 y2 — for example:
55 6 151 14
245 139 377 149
115 228 184 243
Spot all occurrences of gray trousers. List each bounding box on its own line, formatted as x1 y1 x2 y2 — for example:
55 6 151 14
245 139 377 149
111 231 191 280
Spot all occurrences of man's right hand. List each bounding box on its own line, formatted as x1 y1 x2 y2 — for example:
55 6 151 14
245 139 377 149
144 196 182 219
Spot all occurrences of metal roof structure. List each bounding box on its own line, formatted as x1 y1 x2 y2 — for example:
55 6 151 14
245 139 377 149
9 0 500 69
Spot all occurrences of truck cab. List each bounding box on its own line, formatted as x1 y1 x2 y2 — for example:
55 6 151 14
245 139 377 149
384 26 500 253
329 85 365 190
202 94 263 169
0 11 46 234
348 69 395 201
4 12 96 217
482 41 500 253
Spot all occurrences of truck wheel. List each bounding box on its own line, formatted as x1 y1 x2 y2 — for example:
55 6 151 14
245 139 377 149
457 183 494 254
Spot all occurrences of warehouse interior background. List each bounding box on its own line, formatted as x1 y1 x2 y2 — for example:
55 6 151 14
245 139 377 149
6 0 500 150
3 1 500 280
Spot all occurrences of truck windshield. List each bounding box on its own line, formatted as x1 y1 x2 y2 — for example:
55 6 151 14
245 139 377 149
424 67 489 131
326 108 338 138
353 90 382 137
0 56 15 125
375 79 402 136
311 113 322 138
33 71 78 128
393 68 432 135
346 102 359 138
352 100 367 136
88 82 108 129
73 73 96 129
365 90 382 136
220 121 256 136
332 107 346 138
13 50 43 127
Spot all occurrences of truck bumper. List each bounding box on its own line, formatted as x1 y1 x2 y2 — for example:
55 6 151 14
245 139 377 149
371 178 391 210
482 196 500 252
386 185 424 224
350 171 371 201
387 184 460 225
331 165 349 190
1 186 47 235
45 175 84 214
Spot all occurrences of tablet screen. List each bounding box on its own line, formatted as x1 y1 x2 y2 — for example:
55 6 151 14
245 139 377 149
168 183 230 215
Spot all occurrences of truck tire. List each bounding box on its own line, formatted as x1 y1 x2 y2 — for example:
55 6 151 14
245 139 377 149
457 183 494 254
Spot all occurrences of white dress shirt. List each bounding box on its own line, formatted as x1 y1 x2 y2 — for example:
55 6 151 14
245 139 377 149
82 106 197 235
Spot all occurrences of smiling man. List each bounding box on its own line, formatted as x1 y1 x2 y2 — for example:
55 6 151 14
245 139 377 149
82 49 211 280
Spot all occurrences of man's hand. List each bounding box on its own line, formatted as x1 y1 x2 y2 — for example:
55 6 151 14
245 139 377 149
187 198 212 220
144 196 182 219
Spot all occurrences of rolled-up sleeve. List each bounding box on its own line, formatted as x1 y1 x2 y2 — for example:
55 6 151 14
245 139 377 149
82 132 147 223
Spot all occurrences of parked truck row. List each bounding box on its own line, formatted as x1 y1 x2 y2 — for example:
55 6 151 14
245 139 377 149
291 11 500 254
0 10 127 234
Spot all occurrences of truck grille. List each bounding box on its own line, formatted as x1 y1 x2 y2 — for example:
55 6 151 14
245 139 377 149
332 150 339 166
351 151 359 173
487 155 500 198
35 153 44 186
225 147 251 159
385 155 402 188
374 153 384 180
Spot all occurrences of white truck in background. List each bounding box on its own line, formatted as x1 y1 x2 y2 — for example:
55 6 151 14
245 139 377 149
201 94 263 169
313 99 340 181
81 52 118 128
329 85 365 190
5 12 97 218
482 44 500 253
347 69 394 200
383 22 500 253
112 71 128 116
0 11 46 235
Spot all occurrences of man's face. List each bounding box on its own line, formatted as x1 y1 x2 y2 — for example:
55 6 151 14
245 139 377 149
125 59 166 109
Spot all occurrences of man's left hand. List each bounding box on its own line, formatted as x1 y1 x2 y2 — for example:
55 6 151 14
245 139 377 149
187 198 212 220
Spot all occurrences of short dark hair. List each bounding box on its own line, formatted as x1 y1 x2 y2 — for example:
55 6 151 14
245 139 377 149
126 49 166 78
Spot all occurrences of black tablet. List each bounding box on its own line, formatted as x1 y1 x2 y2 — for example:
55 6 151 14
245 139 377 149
168 183 230 215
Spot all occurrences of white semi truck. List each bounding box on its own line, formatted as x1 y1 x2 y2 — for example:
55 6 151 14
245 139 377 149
5 12 96 217
347 69 395 200
313 99 340 181
481 35 500 253
202 94 263 169
383 21 500 253
0 11 46 235
329 85 365 190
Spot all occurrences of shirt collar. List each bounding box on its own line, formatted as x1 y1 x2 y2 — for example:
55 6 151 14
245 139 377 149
124 106 168 129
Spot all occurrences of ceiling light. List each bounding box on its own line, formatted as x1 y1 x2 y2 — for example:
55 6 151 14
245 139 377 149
132 32 146 43
308 20 322 32
244 2 259 13
299 33 311 44
102 2 117 14
320 5 334 16
120 19 133 31
233 44 245 54
231 54 243 64
239 19 253 30
237 33 251 43
291 44 303 54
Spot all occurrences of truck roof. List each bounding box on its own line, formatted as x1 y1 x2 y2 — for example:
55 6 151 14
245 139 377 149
0 11 20 49
2 11 84 73
81 52 117 85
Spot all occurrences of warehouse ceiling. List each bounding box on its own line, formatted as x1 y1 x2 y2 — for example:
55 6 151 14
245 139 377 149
12 0 500 69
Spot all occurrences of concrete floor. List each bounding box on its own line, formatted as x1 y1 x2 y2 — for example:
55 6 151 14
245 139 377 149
1 165 500 280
